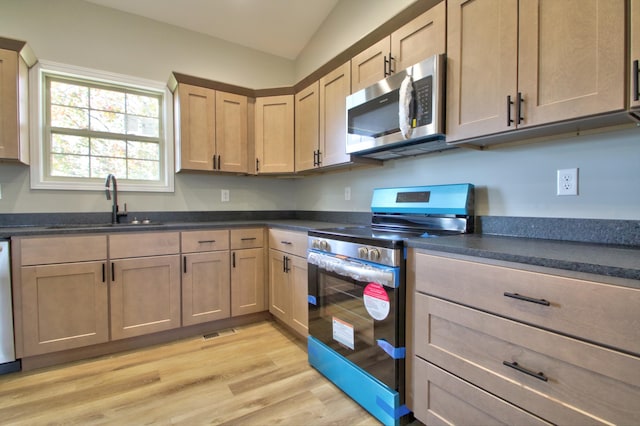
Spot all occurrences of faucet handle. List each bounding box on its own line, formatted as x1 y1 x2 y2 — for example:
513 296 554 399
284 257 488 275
117 203 128 218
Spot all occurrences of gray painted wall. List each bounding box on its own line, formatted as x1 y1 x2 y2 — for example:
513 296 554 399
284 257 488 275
0 0 638 219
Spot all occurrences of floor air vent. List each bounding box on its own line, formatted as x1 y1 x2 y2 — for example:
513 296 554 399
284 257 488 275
203 328 237 340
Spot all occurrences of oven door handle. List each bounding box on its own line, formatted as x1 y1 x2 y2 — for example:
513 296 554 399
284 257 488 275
307 251 399 288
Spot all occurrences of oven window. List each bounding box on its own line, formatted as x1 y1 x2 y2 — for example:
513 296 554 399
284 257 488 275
348 90 400 138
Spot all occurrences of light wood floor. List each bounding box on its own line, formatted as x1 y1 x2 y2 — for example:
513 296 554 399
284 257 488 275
0 320 381 425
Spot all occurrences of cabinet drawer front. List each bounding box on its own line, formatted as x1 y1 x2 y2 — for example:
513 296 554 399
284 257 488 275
230 228 263 249
414 252 640 355
181 229 229 253
110 232 180 258
413 358 551 426
269 228 307 257
20 235 107 265
415 294 640 425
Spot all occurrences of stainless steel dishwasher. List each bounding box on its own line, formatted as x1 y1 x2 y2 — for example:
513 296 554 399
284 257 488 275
1 240 20 374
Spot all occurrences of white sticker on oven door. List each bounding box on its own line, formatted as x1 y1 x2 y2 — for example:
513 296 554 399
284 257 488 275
363 283 390 321
332 317 355 350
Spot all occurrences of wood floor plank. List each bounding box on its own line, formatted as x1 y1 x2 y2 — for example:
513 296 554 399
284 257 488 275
0 320 382 425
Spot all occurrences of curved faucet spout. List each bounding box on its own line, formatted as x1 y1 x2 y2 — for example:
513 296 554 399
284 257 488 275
105 174 119 223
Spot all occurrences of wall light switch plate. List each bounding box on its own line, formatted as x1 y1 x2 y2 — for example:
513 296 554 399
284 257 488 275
221 189 229 202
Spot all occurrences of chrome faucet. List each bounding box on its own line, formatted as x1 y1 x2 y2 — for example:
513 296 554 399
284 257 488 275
105 174 127 224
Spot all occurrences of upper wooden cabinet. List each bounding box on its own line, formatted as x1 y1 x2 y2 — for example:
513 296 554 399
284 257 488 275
631 0 640 111
174 83 248 173
319 61 351 169
254 95 294 174
294 81 320 172
446 0 626 143
351 1 446 93
0 39 35 164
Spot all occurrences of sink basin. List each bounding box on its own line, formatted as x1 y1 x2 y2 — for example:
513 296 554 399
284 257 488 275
46 222 163 229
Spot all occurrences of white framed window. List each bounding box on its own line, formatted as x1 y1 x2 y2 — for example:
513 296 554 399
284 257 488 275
30 61 174 192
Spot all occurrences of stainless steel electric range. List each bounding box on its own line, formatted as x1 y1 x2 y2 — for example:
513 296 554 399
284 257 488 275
306 183 474 426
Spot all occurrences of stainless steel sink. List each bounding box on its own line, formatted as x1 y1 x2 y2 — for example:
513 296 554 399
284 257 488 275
46 222 162 229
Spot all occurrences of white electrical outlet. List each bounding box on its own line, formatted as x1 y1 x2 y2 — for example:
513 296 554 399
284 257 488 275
0 184 2 200
557 168 578 196
344 186 351 201
221 189 230 202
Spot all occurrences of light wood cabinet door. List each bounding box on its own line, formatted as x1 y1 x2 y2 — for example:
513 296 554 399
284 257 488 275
268 249 290 323
319 61 351 168
288 255 308 337
255 95 294 174
294 81 319 172
110 255 181 340
0 48 19 161
517 0 625 127
446 0 518 142
20 262 109 356
351 37 391 94
390 0 446 72
216 91 248 173
629 0 640 109
175 83 216 171
182 251 231 326
231 247 266 316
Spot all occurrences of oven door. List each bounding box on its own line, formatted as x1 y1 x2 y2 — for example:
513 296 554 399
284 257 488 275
307 250 404 391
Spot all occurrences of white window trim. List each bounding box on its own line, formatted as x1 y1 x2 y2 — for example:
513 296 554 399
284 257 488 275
29 60 175 192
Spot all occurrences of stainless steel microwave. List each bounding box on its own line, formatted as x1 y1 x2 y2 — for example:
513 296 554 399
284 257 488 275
346 54 451 160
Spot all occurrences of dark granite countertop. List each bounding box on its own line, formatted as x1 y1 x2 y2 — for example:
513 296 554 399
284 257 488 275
407 234 640 285
2 217 638 285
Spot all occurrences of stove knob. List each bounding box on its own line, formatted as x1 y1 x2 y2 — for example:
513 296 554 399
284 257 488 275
312 239 320 249
319 240 329 251
368 248 381 262
357 247 369 259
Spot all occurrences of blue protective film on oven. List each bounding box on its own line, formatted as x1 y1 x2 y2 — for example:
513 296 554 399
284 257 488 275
376 397 411 420
308 295 317 305
308 336 407 426
377 339 406 359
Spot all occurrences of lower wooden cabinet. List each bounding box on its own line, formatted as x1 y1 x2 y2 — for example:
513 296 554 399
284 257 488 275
110 255 181 340
268 228 308 337
19 261 109 356
231 247 265 316
182 250 231 325
408 249 640 426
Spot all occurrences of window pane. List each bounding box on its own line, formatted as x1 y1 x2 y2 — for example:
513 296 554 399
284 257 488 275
90 88 125 113
91 156 127 178
127 93 159 118
51 154 90 177
127 115 159 137
51 105 89 129
128 159 159 180
128 141 159 160
50 81 88 108
90 110 125 133
51 134 89 155
91 138 127 158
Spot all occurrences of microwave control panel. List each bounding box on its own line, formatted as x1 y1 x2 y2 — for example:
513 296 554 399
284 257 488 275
414 75 433 126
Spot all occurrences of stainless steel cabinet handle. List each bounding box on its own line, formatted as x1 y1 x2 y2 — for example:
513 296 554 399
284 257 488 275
504 292 550 306
503 361 548 382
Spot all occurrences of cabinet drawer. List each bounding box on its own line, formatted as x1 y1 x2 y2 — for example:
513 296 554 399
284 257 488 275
413 358 550 426
181 229 230 253
414 294 640 425
230 228 263 249
20 235 107 265
414 252 640 355
269 228 307 257
109 232 180 258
